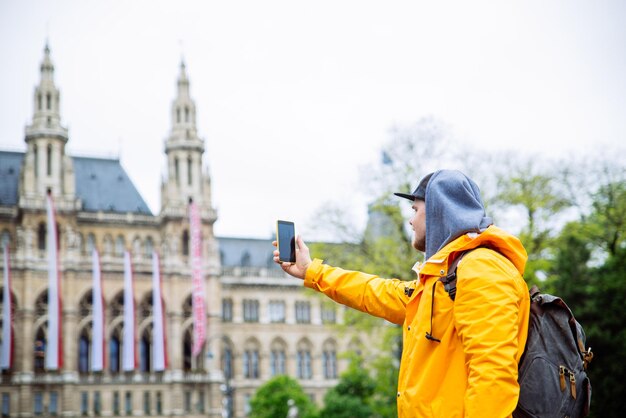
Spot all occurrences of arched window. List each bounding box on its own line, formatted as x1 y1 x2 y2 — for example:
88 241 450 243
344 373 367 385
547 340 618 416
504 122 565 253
78 329 91 373
182 230 189 256
144 237 154 259
115 235 125 257
187 157 192 186
184 107 189 123
46 144 52 176
323 339 337 379
243 339 260 379
46 93 51 110
221 339 234 380
139 326 152 373
34 326 47 373
103 235 113 256
176 108 181 124
86 233 96 254
182 326 204 371
297 339 313 380
109 331 121 373
37 223 46 251
174 158 180 185
109 292 124 373
270 339 287 377
34 145 39 178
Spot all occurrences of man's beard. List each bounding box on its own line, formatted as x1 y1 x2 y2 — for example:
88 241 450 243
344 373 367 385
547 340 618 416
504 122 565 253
412 234 425 253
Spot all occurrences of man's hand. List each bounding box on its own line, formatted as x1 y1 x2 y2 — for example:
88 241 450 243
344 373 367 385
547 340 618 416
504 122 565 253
273 235 311 280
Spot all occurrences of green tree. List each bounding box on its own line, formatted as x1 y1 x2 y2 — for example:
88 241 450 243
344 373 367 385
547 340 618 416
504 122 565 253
249 375 318 418
492 156 572 282
319 355 377 418
548 178 626 418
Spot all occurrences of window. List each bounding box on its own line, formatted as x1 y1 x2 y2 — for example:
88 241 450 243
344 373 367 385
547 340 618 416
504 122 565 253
112 392 120 416
222 299 233 322
184 392 191 414
295 301 311 324
109 334 121 373
86 233 96 254
139 331 152 373
1 393 9 418
297 340 313 380
270 349 286 376
49 392 58 416
243 300 259 323
34 332 46 372
93 391 101 416
321 303 337 324
269 301 285 323
143 392 150 416
37 223 46 251
46 144 52 176
297 350 312 379
124 392 132 416
323 350 337 379
46 93 51 110
174 158 179 185
144 237 153 259
115 236 125 256
187 157 192 186
184 107 189 123
196 391 204 413
155 392 162 415
78 332 90 373
80 392 89 416
243 349 259 379
181 230 189 256
222 344 233 380
34 145 39 178
34 392 43 416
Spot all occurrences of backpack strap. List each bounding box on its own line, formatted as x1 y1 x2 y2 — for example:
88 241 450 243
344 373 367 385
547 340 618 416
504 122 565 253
438 249 474 302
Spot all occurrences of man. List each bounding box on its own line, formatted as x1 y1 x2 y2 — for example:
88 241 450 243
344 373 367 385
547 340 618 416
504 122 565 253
274 169 530 418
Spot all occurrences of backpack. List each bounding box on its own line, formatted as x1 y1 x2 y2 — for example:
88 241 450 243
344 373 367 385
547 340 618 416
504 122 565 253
441 249 594 418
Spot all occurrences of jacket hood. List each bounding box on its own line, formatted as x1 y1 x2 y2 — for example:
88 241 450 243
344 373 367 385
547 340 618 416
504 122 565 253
425 170 493 259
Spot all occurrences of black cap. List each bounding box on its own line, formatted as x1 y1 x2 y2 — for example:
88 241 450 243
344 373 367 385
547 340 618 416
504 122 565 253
394 172 434 201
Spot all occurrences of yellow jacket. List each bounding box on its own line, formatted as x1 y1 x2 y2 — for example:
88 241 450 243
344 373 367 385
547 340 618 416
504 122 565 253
304 225 530 418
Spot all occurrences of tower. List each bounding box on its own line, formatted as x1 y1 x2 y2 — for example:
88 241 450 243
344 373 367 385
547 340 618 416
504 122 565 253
19 42 76 209
161 60 214 214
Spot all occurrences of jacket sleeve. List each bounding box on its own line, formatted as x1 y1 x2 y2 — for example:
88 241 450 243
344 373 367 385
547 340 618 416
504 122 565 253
304 258 408 325
453 250 525 418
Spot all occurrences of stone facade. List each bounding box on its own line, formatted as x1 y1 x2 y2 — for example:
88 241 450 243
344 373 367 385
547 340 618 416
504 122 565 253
0 44 356 418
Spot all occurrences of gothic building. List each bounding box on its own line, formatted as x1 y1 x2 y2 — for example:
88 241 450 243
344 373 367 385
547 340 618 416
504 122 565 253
0 44 357 418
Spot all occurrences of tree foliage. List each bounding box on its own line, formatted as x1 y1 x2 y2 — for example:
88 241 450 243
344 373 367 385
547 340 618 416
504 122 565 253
319 354 377 418
249 375 318 418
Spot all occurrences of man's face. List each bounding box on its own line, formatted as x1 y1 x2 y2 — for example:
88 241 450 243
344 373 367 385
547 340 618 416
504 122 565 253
409 199 426 252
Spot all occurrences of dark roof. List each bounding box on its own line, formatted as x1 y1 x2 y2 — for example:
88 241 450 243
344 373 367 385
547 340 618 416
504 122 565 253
73 156 151 214
0 151 23 206
217 236 280 270
0 151 151 215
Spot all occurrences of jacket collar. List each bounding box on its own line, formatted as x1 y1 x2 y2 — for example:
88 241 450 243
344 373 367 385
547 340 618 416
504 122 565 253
416 225 527 279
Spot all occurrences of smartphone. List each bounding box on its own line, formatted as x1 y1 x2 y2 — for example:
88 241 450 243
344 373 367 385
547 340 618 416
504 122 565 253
276 220 296 263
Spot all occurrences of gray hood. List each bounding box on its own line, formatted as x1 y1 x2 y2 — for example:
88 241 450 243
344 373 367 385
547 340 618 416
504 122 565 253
425 170 493 259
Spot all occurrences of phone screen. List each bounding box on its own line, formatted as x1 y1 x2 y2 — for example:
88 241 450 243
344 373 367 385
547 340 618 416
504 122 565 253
277 220 296 263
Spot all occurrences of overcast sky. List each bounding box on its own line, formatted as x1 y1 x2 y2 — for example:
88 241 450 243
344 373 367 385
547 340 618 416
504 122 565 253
1 0 625 239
